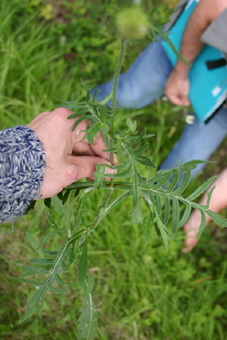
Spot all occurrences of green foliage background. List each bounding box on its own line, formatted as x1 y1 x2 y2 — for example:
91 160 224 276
0 0 226 339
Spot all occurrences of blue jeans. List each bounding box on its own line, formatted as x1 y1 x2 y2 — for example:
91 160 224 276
91 38 227 179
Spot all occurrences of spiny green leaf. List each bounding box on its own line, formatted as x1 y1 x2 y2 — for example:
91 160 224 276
163 196 170 226
206 210 227 228
72 115 91 131
18 278 44 287
177 203 192 229
20 286 48 322
153 172 172 189
51 195 65 215
42 249 59 256
94 164 105 189
187 176 216 201
174 170 191 196
85 271 95 296
37 229 65 250
78 238 88 290
29 258 56 265
99 91 113 106
156 195 162 215
22 266 50 276
206 186 216 209
133 155 156 168
154 27 190 66
172 197 180 233
54 273 65 286
48 283 67 294
77 294 100 340
126 117 137 132
144 209 153 245
168 172 179 191
67 111 87 120
197 209 206 239
153 207 170 251
104 191 131 215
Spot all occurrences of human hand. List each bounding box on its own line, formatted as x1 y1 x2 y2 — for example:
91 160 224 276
165 68 191 106
27 108 118 199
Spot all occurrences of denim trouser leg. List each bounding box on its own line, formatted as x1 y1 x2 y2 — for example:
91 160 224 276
91 37 173 108
159 108 227 179
91 38 227 178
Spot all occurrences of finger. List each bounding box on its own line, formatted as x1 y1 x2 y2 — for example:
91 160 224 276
73 142 96 156
67 155 116 181
91 132 118 165
168 94 185 106
74 127 118 165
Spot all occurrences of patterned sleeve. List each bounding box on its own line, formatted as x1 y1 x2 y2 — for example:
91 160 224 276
0 126 46 224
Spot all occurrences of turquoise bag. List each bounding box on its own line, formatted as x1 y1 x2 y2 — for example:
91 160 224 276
161 0 227 123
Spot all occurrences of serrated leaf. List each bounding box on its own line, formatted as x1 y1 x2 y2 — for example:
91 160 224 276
197 209 206 239
20 286 48 322
168 172 179 191
42 249 59 256
48 283 66 294
72 115 91 131
94 164 105 189
67 111 87 120
37 229 65 250
206 210 227 228
187 176 216 201
22 266 50 276
99 91 113 106
85 271 95 296
77 294 100 340
29 258 56 265
51 195 65 215
174 170 191 196
53 273 65 286
133 155 156 168
78 238 88 290
177 203 191 229
156 195 162 215
163 196 170 226
172 197 180 233
153 172 172 189
104 191 131 215
144 209 153 245
206 186 216 209
18 278 44 287
153 207 170 251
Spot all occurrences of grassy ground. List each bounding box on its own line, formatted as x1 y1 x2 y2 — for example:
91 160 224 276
0 0 227 339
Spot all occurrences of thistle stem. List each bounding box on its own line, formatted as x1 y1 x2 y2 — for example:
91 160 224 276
110 39 127 164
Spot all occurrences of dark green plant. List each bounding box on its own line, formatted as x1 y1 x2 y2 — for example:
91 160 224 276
19 5 227 340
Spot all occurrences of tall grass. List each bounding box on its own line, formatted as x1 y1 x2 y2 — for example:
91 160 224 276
0 0 226 339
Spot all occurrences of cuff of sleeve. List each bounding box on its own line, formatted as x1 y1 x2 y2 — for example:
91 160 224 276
0 125 46 224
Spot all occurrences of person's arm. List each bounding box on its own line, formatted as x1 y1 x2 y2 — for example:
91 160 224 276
0 108 117 225
183 168 227 252
166 0 227 106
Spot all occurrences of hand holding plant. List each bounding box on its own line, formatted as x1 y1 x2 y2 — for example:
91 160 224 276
28 108 117 199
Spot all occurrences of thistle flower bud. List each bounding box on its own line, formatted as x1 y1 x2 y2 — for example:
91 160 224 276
116 7 150 40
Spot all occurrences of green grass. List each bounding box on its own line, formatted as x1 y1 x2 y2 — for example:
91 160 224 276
0 0 227 339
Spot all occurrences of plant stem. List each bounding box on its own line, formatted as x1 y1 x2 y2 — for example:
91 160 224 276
110 39 127 164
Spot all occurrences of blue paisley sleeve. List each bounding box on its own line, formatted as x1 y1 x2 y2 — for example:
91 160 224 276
0 126 46 224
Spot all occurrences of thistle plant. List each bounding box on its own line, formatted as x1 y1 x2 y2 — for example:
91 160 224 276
19 5 227 340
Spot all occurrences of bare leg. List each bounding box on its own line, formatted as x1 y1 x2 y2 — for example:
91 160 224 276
182 168 227 252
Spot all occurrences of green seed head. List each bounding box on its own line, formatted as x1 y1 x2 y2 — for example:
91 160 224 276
116 7 150 40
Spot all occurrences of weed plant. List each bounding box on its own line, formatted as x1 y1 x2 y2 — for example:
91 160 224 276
0 1 227 340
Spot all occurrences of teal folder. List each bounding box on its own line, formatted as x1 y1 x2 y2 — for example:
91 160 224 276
161 0 227 123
